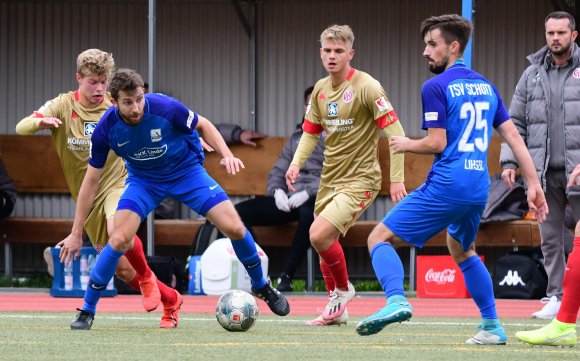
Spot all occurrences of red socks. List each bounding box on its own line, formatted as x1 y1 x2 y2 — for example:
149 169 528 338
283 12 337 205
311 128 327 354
318 240 349 290
557 237 580 323
123 235 177 305
319 261 335 296
123 235 152 278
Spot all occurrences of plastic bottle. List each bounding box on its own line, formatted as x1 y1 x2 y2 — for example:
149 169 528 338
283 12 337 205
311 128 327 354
80 255 89 290
64 260 73 291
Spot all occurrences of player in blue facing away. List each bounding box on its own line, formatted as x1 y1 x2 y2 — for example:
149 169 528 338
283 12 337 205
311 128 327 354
66 68 289 329
355 14 549 344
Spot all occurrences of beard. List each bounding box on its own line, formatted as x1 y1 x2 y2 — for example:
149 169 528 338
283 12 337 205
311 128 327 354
550 41 571 56
429 63 447 74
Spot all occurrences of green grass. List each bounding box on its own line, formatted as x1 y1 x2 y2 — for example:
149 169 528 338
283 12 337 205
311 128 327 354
0 273 52 288
0 312 577 360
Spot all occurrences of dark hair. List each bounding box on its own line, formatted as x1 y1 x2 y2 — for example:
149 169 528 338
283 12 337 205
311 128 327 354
545 11 576 31
304 86 314 104
420 14 473 53
109 68 144 100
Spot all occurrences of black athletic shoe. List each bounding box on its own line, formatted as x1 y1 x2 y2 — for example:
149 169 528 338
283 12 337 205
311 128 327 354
276 273 293 292
71 308 94 330
252 281 290 316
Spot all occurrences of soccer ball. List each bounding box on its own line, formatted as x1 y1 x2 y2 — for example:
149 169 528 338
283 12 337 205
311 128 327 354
215 290 259 332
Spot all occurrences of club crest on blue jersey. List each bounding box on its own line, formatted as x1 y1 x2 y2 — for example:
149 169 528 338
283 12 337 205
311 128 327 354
84 122 97 136
328 102 339 117
150 128 162 142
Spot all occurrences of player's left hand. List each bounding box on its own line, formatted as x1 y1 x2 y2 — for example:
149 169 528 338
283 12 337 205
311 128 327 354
389 182 407 204
391 136 411 154
526 183 549 224
220 156 245 175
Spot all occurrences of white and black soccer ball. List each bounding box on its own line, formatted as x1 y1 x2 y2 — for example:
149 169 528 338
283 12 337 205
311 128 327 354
215 290 259 332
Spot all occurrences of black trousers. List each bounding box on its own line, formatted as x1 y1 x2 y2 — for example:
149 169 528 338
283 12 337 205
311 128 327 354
235 195 316 279
0 190 14 218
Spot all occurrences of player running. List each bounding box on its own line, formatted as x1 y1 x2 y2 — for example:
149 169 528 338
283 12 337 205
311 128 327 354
356 15 548 344
16 49 181 330
286 24 407 326
63 68 289 329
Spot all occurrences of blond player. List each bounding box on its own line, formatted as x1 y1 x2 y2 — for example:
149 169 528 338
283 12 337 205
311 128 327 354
286 25 406 325
16 49 182 330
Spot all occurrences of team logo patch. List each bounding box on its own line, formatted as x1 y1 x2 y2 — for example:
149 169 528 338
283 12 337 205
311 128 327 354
374 96 390 112
328 102 339 117
342 89 354 103
573 68 580 79
424 112 438 121
84 122 97 136
150 128 162 142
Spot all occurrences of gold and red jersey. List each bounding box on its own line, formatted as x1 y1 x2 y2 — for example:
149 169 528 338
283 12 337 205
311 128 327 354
16 91 126 202
304 68 400 190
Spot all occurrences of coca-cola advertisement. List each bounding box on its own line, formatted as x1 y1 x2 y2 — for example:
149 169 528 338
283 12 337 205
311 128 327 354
417 255 483 298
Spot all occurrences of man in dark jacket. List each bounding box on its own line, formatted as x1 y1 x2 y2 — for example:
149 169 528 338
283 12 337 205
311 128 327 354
500 11 580 319
0 149 16 218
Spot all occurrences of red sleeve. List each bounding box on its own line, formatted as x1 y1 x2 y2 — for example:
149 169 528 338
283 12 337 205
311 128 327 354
302 118 324 134
375 110 399 129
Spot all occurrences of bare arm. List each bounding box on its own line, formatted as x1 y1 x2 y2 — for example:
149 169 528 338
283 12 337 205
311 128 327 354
497 120 548 222
196 115 244 174
16 115 62 135
57 165 104 265
391 127 446 155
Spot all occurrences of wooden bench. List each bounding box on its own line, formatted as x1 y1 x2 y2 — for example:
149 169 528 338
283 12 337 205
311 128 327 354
0 135 540 286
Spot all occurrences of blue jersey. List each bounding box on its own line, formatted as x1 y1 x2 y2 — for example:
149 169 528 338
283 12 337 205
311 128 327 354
89 93 205 182
420 62 510 204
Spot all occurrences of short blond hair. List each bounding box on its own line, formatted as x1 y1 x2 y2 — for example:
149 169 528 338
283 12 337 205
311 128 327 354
76 49 115 79
320 25 355 48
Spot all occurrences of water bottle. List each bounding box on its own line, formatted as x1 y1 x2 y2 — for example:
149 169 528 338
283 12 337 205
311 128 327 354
80 255 89 290
64 260 73 291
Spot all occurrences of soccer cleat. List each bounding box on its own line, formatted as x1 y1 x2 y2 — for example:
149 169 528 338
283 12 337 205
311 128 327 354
323 281 355 320
466 319 507 345
70 308 94 330
531 296 561 320
305 308 349 326
251 280 290 316
276 273 293 292
356 295 413 336
515 319 576 347
160 289 184 329
139 272 162 312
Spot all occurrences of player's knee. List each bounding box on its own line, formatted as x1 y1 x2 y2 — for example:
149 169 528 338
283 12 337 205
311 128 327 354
109 233 133 252
222 222 246 240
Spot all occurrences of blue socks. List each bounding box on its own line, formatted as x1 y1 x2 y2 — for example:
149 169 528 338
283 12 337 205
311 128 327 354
231 228 266 289
82 244 124 315
460 255 497 320
371 243 406 299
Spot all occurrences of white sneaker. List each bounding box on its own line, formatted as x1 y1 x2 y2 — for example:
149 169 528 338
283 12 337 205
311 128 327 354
305 308 349 326
531 296 561 320
323 281 355 320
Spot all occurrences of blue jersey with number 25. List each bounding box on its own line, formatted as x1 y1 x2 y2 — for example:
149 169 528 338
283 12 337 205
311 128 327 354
420 61 510 205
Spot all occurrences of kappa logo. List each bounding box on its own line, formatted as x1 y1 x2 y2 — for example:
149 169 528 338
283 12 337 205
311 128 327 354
498 270 526 286
328 102 339 117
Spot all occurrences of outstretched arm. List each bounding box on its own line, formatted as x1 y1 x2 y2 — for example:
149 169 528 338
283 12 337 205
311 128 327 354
196 115 245 175
57 165 104 265
391 127 446 155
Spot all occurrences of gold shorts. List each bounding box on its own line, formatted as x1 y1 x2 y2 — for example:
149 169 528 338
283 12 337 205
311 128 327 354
84 186 124 249
315 184 379 236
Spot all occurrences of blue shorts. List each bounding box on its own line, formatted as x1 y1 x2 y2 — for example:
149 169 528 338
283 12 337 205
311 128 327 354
118 165 229 221
383 188 485 252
